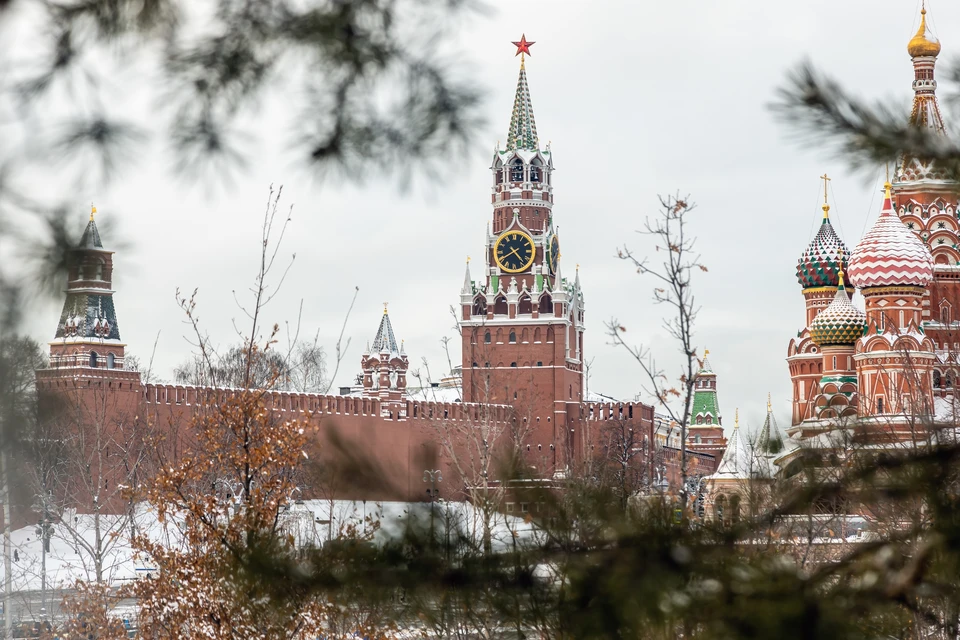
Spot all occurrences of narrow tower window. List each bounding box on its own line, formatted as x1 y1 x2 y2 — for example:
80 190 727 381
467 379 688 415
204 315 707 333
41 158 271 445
509 330 517 343
484 331 491 344
89 352 99 368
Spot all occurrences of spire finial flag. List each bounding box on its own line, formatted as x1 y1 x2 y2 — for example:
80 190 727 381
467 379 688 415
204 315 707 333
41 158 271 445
820 173 831 220
90 203 97 221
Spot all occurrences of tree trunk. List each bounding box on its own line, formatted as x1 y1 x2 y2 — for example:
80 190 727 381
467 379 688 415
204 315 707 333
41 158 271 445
2 449 12 640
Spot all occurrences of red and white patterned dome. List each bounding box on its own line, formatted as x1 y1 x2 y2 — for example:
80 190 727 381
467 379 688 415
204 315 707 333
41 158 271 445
848 184 933 289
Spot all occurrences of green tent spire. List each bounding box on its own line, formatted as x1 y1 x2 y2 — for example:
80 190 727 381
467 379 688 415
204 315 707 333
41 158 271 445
505 56 539 151
690 349 722 426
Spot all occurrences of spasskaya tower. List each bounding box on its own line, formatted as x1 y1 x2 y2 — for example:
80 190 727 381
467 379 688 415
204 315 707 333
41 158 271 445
459 36 586 472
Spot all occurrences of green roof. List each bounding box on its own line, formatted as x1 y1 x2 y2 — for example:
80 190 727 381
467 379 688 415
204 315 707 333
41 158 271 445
505 64 539 151
691 387 720 422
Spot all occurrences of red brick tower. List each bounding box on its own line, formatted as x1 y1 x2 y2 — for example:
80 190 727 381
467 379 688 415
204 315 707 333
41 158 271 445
459 37 585 470
360 306 409 406
46 207 131 374
891 5 960 399
35 206 143 512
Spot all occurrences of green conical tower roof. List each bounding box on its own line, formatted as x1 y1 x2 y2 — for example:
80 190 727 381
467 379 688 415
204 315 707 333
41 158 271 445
505 57 539 151
690 349 721 426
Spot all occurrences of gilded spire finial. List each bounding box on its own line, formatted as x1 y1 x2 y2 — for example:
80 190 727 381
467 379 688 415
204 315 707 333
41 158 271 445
820 173 831 219
908 2 941 58
90 203 97 221
767 392 772 412
704 348 710 356
383 302 389 315
735 408 739 429
467 256 471 263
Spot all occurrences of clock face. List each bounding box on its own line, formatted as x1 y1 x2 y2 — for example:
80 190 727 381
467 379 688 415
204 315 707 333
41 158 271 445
495 231 536 273
548 235 560 274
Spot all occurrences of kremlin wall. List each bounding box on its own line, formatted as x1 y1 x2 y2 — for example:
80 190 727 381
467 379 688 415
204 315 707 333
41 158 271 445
35 40 722 510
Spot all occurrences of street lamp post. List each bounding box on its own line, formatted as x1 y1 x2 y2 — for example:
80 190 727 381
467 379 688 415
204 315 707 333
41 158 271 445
32 491 54 622
423 470 442 540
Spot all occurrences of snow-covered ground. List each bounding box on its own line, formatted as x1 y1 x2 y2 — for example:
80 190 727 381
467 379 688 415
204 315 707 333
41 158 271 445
0 500 541 592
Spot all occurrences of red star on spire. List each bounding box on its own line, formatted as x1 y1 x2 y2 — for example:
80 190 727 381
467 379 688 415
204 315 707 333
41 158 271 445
512 34 535 57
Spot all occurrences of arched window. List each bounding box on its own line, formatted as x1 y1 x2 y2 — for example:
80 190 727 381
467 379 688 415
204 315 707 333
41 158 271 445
947 372 955 389
484 331 491 344
546 327 555 343
539 293 553 315
521 328 529 343
494 295 508 316
534 327 541 342
694 434 702 444
496 329 503 343
518 295 532 315
877 397 885 414
473 296 487 316
530 158 543 182
107 353 115 369
89 352 99 368
94 262 103 280
730 495 741 523
696 416 703 425
941 302 952 325
509 330 517 343
706 416 712 425
934 370 942 387
715 495 726 523
510 158 524 182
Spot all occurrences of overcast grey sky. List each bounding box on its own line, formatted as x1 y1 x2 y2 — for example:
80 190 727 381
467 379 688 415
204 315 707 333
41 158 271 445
6 0 960 435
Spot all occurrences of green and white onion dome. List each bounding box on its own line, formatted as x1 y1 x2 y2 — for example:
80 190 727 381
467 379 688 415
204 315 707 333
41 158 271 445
809 269 867 346
796 203 852 290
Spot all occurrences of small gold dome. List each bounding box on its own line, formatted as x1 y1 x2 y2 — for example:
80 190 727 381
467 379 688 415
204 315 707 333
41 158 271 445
908 9 941 58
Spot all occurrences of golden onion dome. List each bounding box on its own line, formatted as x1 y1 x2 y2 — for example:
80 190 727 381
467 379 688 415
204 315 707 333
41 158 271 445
908 9 941 58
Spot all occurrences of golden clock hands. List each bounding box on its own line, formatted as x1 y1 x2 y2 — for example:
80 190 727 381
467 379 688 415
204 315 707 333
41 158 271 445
505 247 521 261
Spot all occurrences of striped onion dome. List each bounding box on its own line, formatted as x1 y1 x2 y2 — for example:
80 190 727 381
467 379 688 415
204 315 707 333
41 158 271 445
810 270 866 346
848 183 933 289
797 203 851 290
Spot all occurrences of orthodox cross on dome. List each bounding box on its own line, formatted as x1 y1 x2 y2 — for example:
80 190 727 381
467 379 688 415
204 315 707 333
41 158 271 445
820 173 831 219
505 34 539 151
